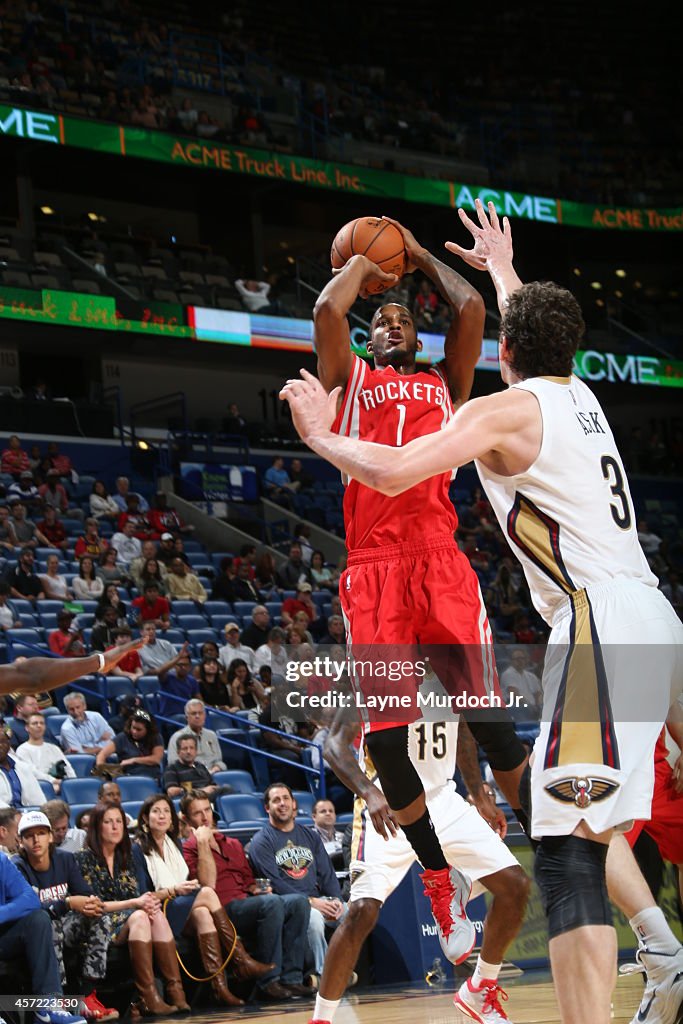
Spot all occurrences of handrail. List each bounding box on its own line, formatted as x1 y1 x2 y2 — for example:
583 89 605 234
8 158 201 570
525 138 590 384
146 691 325 797
102 386 125 446
130 391 188 444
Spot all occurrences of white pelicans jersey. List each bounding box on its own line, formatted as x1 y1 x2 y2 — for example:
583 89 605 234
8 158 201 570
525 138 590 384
475 375 656 626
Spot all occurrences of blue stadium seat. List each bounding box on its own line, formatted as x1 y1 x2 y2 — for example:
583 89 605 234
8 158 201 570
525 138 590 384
204 601 232 616
7 628 43 645
39 779 56 801
46 715 68 742
38 600 67 615
292 790 315 816
35 548 63 561
122 800 144 821
336 812 353 825
105 678 136 703
38 614 58 631
169 601 200 617
232 602 256 618
62 518 84 535
312 592 327 609
61 777 101 804
265 602 282 618
14 612 37 627
69 803 95 827
211 553 235 570
212 770 258 794
163 628 186 645
186 629 218 647
10 599 34 616
209 614 233 629
217 794 267 825
66 754 96 778
180 540 202 553
177 615 209 630
117 777 160 801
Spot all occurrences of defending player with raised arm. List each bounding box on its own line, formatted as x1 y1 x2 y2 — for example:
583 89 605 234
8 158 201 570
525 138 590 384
285 201 683 1024
0 638 146 695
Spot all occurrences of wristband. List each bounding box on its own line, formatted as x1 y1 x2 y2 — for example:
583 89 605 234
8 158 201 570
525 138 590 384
94 652 106 672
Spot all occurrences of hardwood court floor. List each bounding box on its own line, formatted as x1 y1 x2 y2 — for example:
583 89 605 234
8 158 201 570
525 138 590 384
187 972 645 1022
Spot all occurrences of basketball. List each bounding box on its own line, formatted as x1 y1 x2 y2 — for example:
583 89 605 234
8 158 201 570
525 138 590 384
330 217 407 294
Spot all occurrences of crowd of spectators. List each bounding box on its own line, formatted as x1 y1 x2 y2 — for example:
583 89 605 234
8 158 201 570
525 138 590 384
0 0 678 207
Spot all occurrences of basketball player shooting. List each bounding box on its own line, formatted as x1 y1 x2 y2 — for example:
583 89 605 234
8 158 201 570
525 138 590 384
281 201 683 1024
311 219 531 1018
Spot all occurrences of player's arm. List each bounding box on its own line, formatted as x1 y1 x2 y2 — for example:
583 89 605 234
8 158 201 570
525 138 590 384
314 255 397 391
381 217 485 407
456 720 507 838
445 199 523 315
0 639 146 696
323 710 398 840
281 370 530 496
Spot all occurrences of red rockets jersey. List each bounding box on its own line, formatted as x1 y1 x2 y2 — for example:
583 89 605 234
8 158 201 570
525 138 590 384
332 354 458 550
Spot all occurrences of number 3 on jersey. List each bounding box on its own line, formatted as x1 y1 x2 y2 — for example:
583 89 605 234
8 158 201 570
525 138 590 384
601 454 632 530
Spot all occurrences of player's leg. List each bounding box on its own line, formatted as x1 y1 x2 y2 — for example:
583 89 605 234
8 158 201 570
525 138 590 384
310 899 380 1023
538 824 616 1024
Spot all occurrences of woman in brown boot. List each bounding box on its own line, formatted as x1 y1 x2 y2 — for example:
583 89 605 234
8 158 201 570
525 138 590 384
77 802 189 1016
132 795 273 1007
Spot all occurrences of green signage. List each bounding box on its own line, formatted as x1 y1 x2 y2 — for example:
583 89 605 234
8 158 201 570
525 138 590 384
1 103 681 231
1 285 681 388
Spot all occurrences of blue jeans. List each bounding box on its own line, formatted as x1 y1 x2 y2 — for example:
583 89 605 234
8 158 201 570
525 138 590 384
308 903 348 974
0 908 61 993
227 893 310 986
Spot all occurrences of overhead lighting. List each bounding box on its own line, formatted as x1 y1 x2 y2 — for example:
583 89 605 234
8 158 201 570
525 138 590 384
137 440 150 451
590 281 602 290
596 299 605 307
87 212 99 221
615 268 627 278
615 290 623 298
572 268 581 276
40 206 54 215
286 255 295 264
634 280 642 289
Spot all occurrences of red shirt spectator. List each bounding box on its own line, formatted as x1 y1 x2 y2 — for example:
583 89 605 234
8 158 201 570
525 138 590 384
133 587 170 627
105 644 142 674
1 435 30 476
49 615 86 657
118 499 157 540
46 442 73 478
38 510 68 550
148 493 191 536
184 831 254 905
74 520 109 561
282 597 313 622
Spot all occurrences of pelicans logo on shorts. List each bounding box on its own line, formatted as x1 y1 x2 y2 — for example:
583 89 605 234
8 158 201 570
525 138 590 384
545 776 619 809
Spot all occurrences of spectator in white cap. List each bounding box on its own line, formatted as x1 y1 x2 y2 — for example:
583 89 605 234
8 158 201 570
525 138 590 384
0 729 45 808
14 810 118 1021
218 622 255 673
156 532 177 567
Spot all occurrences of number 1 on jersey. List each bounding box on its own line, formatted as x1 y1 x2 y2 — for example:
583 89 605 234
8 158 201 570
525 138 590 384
395 404 406 446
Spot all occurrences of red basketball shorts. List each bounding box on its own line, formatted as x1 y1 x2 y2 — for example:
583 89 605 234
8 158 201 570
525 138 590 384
625 756 683 864
339 534 499 730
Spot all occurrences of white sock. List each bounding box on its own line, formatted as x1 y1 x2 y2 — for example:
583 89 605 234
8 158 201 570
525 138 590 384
471 956 501 989
629 906 681 954
313 995 341 1022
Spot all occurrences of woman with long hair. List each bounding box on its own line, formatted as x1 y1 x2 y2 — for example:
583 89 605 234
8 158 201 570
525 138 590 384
196 656 231 710
132 795 272 1007
97 548 126 588
72 555 104 601
95 583 128 625
309 549 338 592
225 658 265 713
140 558 168 597
76 802 189 1015
95 709 164 781
192 642 228 687
40 552 72 600
254 551 279 595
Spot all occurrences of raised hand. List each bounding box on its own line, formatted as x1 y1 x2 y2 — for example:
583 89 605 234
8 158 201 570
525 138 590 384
445 198 513 271
279 369 341 443
380 215 427 273
332 254 399 299
101 637 147 674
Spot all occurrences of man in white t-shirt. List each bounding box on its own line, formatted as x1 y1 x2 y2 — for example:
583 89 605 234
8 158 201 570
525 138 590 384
111 519 142 568
15 713 76 793
499 648 543 715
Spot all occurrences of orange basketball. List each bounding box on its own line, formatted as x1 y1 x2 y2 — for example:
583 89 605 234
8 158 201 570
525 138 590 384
330 217 406 295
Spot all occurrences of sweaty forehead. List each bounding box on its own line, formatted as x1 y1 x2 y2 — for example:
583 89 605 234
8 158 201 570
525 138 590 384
373 303 412 325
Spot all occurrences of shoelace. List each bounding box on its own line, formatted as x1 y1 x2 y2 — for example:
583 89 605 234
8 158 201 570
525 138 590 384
481 982 509 1016
423 877 456 939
